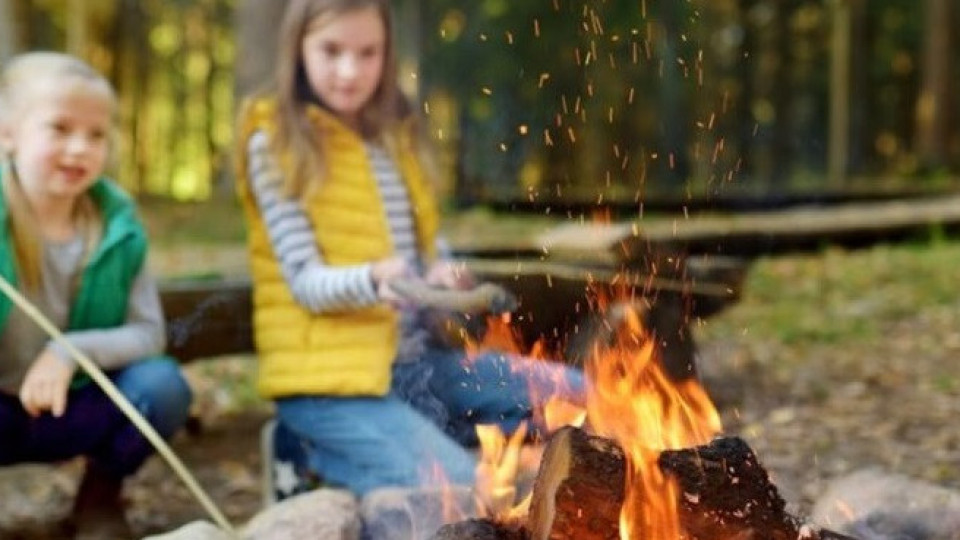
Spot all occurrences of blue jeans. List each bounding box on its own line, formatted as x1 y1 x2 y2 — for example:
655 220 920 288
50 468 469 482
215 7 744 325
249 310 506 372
275 349 584 496
0 356 192 478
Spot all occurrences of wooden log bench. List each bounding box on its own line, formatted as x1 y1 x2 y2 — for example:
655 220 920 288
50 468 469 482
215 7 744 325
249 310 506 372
161 278 254 362
159 253 748 382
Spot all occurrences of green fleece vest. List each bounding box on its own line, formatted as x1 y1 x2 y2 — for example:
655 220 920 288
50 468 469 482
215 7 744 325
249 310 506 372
0 177 148 337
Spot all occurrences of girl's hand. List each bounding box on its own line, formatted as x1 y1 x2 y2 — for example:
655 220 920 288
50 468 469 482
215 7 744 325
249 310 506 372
370 256 416 307
19 350 77 417
424 260 475 290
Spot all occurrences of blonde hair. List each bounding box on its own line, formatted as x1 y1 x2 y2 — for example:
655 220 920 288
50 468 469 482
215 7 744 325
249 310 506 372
260 0 411 198
0 52 114 290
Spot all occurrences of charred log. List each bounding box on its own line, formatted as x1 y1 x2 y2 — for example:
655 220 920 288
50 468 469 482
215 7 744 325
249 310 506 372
526 426 626 540
526 428 854 540
429 518 527 540
658 436 806 540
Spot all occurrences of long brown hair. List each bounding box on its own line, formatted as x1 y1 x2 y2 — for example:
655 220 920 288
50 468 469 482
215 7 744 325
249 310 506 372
0 52 113 291
268 0 410 198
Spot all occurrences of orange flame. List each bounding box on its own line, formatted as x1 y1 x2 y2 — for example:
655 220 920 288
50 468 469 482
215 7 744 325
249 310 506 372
464 296 718 539
464 313 547 359
474 422 528 519
466 314 586 525
585 304 722 539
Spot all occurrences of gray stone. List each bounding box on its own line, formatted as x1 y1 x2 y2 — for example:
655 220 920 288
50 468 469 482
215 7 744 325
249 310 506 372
811 468 960 540
360 485 475 540
141 520 233 540
0 463 78 537
242 488 360 540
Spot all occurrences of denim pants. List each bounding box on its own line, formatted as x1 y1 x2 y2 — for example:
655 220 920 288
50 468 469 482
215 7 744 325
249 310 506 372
275 349 585 496
0 356 192 478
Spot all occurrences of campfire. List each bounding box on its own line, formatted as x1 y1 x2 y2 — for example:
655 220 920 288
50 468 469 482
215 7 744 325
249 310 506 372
432 302 854 540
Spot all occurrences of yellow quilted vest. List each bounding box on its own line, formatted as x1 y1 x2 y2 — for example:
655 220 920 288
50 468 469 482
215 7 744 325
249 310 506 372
236 98 439 398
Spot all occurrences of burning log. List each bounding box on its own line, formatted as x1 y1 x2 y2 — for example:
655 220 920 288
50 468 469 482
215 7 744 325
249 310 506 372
658 436 809 540
526 427 855 540
430 518 526 540
527 426 626 540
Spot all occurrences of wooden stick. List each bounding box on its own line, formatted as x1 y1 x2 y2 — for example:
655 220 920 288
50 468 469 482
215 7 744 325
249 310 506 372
389 278 519 314
0 275 237 536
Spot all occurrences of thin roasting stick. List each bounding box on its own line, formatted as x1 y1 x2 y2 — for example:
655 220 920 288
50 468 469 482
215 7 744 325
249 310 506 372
388 278 519 314
0 275 237 536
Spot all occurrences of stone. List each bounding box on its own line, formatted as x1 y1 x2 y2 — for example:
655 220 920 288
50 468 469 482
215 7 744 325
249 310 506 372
242 488 360 540
811 468 960 540
141 520 233 540
0 463 79 538
360 485 475 540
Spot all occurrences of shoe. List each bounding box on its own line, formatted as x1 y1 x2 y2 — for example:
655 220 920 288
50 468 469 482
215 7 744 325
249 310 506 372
262 419 323 507
71 460 134 540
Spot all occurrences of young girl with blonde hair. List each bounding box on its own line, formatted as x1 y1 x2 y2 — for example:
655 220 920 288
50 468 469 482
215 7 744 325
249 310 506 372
0 52 191 539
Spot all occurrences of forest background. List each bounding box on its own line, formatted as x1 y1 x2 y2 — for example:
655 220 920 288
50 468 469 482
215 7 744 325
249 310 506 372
2 0 959 211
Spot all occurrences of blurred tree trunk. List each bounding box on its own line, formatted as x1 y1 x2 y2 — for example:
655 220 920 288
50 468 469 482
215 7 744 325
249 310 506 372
394 0 420 99
234 0 289 101
65 0 87 55
0 0 24 62
846 0 869 174
654 0 691 191
827 0 851 186
915 0 952 170
736 0 757 188
743 1 790 192
111 0 148 192
769 1 793 189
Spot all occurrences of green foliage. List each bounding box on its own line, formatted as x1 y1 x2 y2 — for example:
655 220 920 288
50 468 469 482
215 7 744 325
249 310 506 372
702 240 960 346
140 197 246 246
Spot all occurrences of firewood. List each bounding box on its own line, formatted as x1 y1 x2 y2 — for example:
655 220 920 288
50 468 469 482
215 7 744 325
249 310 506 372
527 428 855 540
658 436 805 540
428 518 526 540
526 426 626 540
